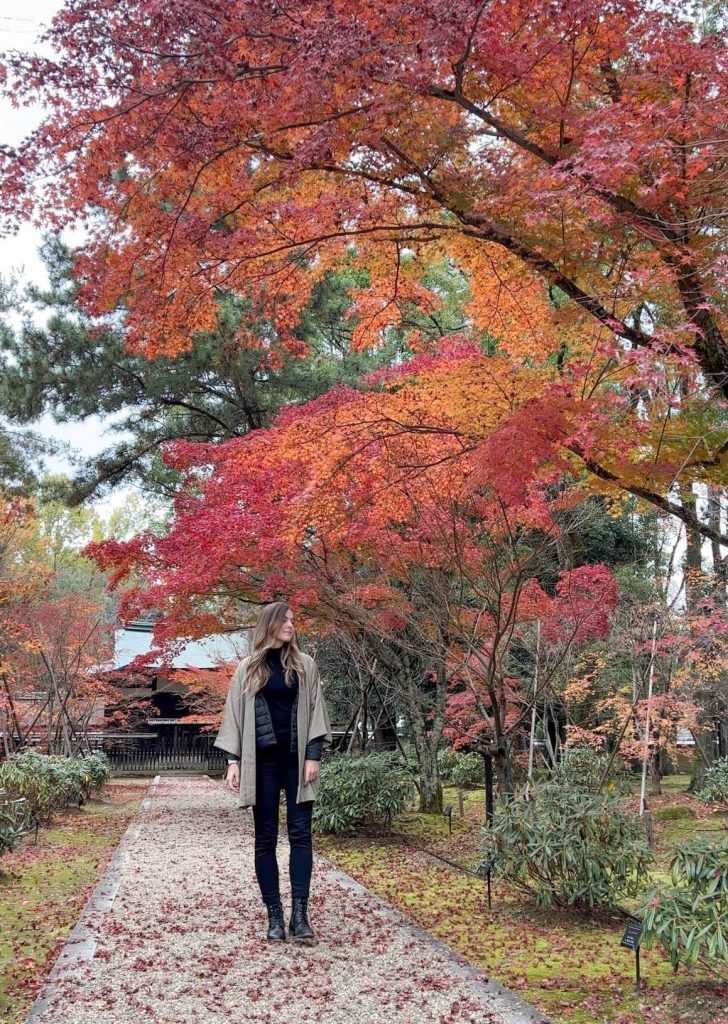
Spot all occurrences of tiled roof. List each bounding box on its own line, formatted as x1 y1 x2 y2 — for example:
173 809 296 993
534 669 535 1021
109 626 248 671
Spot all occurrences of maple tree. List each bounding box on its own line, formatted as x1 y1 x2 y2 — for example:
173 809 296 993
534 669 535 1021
552 566 728 795
0 495 44 754
86 340 626 800
442 552 618 794
0 497 116 756
2 0 727 541
9 595 113 755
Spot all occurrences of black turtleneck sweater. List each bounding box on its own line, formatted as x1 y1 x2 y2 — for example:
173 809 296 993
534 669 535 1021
260 647 298 754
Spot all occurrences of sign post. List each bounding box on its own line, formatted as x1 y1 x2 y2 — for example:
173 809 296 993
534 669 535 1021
478 858 492 911
484 753 494 826
620 920 643 992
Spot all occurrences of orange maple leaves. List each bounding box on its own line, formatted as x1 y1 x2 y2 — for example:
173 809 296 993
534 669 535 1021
3 0 728 393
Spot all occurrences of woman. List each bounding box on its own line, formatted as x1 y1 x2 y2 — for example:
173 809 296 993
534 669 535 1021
213 602 332 944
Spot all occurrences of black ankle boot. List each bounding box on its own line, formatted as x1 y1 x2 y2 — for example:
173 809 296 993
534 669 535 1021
265 900 286 941
289 897 315 942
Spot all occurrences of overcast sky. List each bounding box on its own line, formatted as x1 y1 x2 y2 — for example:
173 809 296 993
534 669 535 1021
1 2 136 514
1 3 58 285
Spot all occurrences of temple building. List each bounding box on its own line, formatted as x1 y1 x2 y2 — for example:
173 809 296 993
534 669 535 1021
98 616 248 771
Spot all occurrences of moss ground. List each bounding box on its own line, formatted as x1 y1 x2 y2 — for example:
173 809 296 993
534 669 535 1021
314 777 728 1024
0 779 147 1024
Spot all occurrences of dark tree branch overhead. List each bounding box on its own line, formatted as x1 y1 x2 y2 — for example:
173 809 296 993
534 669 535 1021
427 67 728 399
574 451 728 550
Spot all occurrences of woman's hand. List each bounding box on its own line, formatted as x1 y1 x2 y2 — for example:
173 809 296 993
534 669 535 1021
225 762 240 792
303 759 320 785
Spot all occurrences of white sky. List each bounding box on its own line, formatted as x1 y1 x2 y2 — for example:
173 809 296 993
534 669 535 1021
1 2 136 517
1 4 58 284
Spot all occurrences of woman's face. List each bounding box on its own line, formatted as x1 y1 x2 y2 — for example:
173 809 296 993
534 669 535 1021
274 608 295 645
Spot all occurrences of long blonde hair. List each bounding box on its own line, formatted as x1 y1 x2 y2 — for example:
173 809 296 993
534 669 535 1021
244 601 306 696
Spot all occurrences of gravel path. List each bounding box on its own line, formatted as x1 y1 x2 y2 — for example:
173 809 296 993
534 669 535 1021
25 776 549 1024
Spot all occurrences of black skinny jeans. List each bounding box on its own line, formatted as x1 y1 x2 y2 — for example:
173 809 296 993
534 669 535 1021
252 744 314 906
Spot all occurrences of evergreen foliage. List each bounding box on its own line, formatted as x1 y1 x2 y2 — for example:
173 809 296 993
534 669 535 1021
450 752 485 788
553 746 626 794
483 783 653 909
641 835 728 968
0 751 111 824
699 757 728 804
313 752 414 834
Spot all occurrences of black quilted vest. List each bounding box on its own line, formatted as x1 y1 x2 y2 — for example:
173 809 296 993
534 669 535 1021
254 689 298 754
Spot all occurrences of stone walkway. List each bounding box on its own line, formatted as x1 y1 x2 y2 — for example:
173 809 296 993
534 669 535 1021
25 776 549 1024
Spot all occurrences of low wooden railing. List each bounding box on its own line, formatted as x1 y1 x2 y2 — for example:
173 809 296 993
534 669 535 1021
103 741 228 774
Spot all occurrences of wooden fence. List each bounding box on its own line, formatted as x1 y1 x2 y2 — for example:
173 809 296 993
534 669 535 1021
104 740 228 775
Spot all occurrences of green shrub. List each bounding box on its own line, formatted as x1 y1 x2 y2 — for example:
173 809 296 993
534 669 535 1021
451 751 484 788
640 834 728 969
483 781 653 909
437 746 459 780
0 750 111 822
313 752 414 834
77 751 112 795
0 752 56 820
553 745 626 794
0 788 32 859
437 748 484 787
698 757 728 805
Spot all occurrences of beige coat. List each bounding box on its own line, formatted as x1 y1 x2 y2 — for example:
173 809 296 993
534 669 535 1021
213 651 333 808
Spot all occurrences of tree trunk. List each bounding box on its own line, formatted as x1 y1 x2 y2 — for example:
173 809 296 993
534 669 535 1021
485 685 515 799
484 753 494 825
0 711 10 759
688 728 717 792
708 486 727 600
46 687 55 752
494 740 514 798
650 761 662 796
402 670 446 814
650 745 662 796
648 718 662 796
718 720 728 760
417 749 444 814
680 483 722 791
682 485 703 608
1 672 23 753
360 686 369 752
